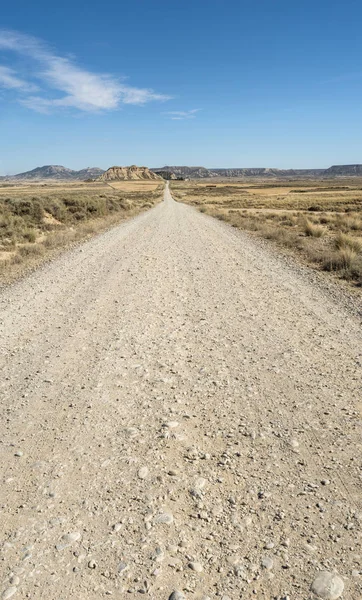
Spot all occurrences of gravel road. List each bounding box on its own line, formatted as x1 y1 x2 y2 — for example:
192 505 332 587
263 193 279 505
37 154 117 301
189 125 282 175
1 184 361 600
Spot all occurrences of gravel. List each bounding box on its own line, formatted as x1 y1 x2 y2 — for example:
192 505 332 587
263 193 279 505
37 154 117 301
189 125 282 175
0 184 361 598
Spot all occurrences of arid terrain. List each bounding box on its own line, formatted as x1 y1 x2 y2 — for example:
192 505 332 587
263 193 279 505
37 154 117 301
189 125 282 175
0 180 164 282
0 184 361 600
170 179 362 288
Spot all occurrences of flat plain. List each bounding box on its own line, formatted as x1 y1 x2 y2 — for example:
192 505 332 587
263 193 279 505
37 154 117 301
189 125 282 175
171 178 362 288
0 180 164 281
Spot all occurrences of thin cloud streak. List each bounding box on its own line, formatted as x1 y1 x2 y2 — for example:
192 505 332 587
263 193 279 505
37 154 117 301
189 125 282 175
0 29 171 113
164 108 201 120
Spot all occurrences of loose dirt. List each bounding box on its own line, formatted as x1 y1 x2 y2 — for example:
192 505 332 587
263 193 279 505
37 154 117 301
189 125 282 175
1 185 361 599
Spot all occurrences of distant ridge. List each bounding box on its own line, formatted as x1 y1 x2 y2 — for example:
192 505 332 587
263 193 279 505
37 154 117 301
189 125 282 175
151 164 362 179
0 165 105 181
1 163 361 181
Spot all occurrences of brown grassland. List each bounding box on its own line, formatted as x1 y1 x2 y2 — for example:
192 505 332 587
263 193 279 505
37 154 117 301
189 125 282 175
171 178 362 288
0 179 164 282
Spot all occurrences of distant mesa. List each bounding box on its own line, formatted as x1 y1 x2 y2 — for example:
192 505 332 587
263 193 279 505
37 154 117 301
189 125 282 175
151 164 362 179
98 165 162 181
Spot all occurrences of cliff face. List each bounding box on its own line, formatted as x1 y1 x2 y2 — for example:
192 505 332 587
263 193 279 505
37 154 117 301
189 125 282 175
99 165 162 181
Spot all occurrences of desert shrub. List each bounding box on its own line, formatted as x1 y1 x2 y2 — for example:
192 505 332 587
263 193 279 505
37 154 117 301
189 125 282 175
334 232 362 253
303 219 325 237
18 244 45 257
23 229 37 242
323 247 357 272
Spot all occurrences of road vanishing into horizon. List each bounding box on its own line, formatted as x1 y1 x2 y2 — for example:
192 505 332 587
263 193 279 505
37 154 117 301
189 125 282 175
1 183 361 600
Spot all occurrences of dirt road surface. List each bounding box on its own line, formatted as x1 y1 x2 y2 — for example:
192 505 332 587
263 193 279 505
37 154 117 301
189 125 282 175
1 184 361 600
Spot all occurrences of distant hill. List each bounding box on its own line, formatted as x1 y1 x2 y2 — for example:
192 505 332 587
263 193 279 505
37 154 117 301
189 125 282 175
152 165 362 179
324 164 362 176
2 163 362 182
3 165 105 181
99 165 162 181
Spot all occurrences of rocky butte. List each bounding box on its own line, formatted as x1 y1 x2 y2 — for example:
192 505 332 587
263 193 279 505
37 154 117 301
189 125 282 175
98 165 162 181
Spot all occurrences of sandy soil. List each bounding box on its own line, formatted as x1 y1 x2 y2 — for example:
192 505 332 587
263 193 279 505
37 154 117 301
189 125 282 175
1 185 361 600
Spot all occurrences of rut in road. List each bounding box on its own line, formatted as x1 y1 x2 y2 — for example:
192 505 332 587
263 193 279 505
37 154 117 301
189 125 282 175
0 184 361 600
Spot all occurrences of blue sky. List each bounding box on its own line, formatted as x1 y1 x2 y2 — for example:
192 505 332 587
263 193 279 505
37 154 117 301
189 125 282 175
0 0 361 174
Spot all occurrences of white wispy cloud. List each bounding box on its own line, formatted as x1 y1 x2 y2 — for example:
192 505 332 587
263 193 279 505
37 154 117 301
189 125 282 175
0 65 37 92
0 29 171 113
164 109 201 120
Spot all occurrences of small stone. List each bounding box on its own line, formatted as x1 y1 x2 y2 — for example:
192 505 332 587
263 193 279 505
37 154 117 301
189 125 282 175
164 421 179 428
154 512 174 525
56 532 81 550
112 523 122 532
169 592 186 600
118 562 129 574
188 562 203 573
62 532 81 542
88 560 97 569
290 439 299 452
138 467 149 480
8 578 19 587
14 451 23 457
351 569 360 578
261 557 273 570
195 477 207 489
2 588 17 600
311 571 344 599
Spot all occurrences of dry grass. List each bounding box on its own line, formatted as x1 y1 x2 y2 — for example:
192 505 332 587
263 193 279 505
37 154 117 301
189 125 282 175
171 178 362 287
104 181 161 192
0 180 164 281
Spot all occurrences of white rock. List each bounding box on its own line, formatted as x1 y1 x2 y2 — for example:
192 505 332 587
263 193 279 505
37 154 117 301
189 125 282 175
138 466 149 479
169 592 186 600
154 512 174 525
2 588 17 600
311 571 344 600
189 561 203 572
261 556 273 570
61 532 81 543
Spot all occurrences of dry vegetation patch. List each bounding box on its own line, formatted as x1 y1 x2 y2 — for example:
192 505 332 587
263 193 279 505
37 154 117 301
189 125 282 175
0 181 164 281
171 179 362 287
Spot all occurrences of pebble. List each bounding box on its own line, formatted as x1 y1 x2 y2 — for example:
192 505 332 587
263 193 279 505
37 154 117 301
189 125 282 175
118 562 129 574
138 466 149 480
261 557 273 570
265 542 275 549
195 477 207 489
2 588 17 600
14 451 23 457
311 571 344 599
154 512 174 525
88 559 97 569
164 421 179 428
189 561 203 573
169 592 186 600
112 523 122 532
56 532 81 550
